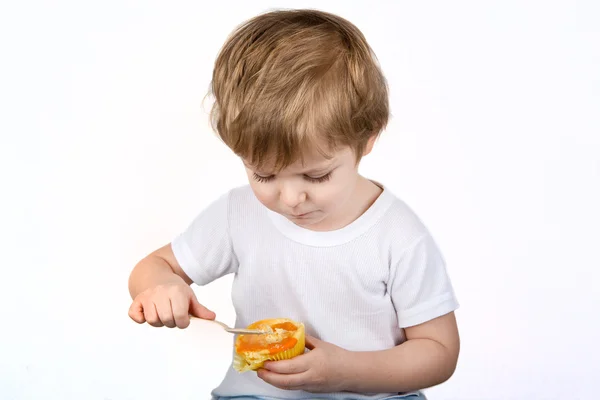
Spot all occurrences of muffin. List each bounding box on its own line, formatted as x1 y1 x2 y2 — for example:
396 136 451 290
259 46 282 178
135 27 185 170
233 318 305 372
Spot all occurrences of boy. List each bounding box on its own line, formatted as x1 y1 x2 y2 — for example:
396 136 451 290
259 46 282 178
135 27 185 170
128 9 459 400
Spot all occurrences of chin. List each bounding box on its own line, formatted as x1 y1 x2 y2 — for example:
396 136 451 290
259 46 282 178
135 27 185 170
293 215 330 229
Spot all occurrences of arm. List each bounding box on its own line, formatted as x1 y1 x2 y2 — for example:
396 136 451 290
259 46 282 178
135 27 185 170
128 243 193 298
128 244 216 328
258 312 459 393
343 312 460 393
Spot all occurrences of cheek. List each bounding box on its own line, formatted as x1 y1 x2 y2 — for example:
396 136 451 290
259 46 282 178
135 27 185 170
249 182 276 207
321 171 358 206
312 181 353 208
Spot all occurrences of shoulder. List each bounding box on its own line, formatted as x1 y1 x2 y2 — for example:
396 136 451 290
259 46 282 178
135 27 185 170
368 184 447 268
376 185 432 247
203 184 258 209
228 184 258 203
225 184 263 213
222 184 268 228
191 185 261 227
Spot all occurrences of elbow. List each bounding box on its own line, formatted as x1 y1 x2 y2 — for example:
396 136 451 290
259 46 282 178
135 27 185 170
440 359 458 384
439 340 460 385
427 356 457 390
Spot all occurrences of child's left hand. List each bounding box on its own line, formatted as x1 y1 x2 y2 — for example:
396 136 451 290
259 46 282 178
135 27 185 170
257 335 350 393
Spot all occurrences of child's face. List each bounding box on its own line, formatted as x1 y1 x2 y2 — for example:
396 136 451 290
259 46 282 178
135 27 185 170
243 144 367 231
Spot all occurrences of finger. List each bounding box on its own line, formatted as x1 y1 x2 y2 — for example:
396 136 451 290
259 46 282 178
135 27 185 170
155 298 176 328
304 335 323 350
171 294 191 329
257 368 309 391
143 300 163 327
263 356 309 374
128 299 146 324
189 295 216 320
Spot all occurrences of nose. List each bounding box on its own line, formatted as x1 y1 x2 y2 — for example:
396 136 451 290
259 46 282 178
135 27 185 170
279 182 307 208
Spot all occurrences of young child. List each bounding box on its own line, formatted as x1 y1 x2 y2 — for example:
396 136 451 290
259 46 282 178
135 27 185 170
128 9 459 400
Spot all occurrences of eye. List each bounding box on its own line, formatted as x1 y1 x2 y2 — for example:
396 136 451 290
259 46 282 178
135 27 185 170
304 172 331 183
252 173 275 183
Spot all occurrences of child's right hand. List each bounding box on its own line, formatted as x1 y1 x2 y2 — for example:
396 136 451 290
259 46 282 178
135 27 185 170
128 278 215 329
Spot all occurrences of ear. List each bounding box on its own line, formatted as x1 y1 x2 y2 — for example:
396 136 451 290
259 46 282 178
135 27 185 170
362 134 378 156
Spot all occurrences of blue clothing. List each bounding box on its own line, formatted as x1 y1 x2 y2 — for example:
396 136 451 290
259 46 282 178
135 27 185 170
213 393 426 400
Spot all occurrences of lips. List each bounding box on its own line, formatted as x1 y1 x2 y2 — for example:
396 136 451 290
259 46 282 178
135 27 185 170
290 211 314 218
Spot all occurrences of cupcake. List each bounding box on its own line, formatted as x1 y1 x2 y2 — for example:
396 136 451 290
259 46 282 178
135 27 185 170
233 318 305 372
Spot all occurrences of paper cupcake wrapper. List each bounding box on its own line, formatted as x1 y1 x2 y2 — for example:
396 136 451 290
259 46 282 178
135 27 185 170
233 321 305 372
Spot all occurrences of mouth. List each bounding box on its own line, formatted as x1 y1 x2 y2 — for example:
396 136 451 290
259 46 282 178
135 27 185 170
289 211 315 218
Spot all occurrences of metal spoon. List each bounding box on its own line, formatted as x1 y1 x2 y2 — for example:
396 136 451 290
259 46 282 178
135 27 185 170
190 316 268 335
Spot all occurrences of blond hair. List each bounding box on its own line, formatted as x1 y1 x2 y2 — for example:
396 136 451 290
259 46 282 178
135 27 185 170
209 9 389 170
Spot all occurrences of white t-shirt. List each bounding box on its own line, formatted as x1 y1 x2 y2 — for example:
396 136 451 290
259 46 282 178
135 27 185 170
171 184 459 399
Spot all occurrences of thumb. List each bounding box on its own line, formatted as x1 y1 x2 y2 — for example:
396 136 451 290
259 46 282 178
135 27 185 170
304 335 324 350
189 295 216 320
128 298 146 324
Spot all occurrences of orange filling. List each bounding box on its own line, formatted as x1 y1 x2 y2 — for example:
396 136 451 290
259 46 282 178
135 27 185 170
270 322 297 331
236 336 298 354
236 321 299 354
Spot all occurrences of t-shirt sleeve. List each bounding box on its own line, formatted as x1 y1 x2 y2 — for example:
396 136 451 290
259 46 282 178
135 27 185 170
170 192 239 286
388 233 459 328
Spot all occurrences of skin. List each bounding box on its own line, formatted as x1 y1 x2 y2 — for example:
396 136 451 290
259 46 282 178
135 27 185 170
128 135 460 393
242 137 381 232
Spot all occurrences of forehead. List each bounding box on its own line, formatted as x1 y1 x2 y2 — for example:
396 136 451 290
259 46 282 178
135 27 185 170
244 146 351 173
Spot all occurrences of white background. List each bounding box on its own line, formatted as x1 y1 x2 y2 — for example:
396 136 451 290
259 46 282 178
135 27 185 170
1 1 599 399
